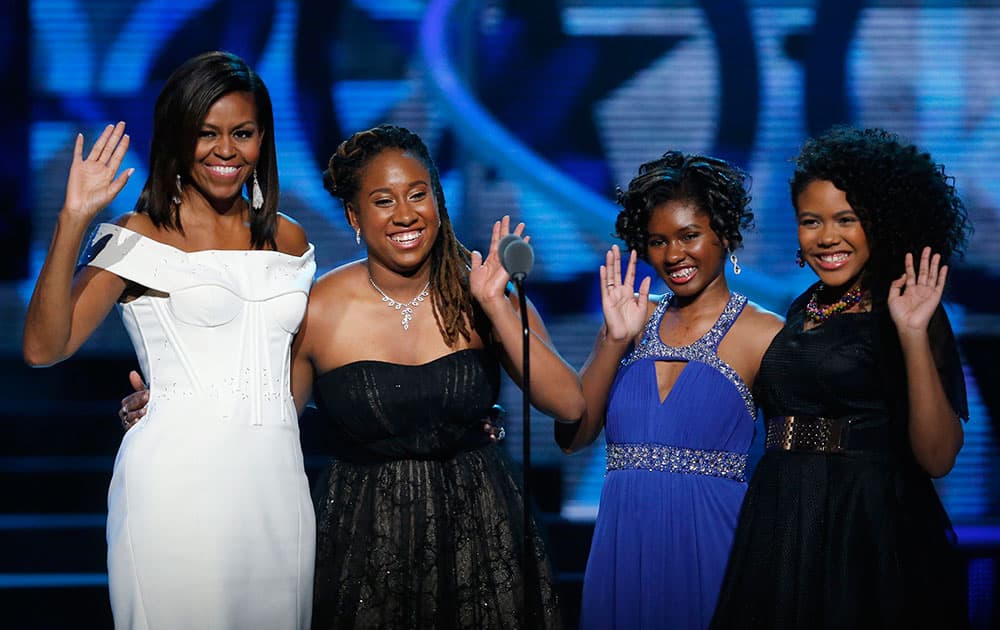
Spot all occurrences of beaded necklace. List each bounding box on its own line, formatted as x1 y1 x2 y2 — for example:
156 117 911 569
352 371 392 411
805 284 865 324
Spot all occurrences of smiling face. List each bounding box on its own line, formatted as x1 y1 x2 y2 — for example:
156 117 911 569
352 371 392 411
645 200 728 299
186 91 262 210
349 148 440 275
796 179 871 288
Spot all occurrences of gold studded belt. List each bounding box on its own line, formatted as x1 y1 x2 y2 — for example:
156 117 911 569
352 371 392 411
765 415 855 453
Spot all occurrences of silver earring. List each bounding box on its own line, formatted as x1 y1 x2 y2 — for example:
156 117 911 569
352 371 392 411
729 252 741 275
251 169 264 211
355 228 361 245
172 174 182 205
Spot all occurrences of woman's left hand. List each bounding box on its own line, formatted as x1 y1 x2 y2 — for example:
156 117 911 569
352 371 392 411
469 215 527 311
482 404 506 442
888 246 948 334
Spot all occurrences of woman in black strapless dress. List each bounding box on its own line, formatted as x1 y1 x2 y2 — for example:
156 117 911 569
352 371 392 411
711 127 972 629
294 124 585 629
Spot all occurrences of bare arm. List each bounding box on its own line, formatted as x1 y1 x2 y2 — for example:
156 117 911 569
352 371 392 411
560 246 651 453
289 300 317 417
23 123 134 366
889 248 964 477
470 216 585 423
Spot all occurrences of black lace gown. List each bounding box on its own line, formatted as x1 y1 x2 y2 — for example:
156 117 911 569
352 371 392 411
711 290 969 629
311 348 561 629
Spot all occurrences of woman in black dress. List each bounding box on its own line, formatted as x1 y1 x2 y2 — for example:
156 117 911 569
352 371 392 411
711 127 972 629
297 124 584 629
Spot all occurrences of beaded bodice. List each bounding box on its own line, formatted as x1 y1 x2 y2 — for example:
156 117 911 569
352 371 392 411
621 292 754 417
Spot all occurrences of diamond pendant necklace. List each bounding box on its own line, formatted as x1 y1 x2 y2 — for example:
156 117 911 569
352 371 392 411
368 275 430 331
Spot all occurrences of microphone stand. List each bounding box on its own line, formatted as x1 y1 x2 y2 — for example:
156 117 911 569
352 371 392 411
498 233 535 627
512 273 531 629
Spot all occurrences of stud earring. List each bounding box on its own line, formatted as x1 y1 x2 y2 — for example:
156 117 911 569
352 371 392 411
795 248 805 268
172 174 183 205
251 168 263 211
355 228 361 245
729 252 741 275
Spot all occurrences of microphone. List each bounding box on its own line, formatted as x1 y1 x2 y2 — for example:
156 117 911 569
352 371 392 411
498 234 534 281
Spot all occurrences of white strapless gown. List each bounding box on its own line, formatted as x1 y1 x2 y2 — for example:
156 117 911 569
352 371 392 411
86 223 316 630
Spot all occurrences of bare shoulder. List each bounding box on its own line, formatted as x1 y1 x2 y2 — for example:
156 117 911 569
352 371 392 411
741 300 784 331
112 212 158 236
300 260 367 348
310 259 366 304
275 213 309 256
734 300 785 347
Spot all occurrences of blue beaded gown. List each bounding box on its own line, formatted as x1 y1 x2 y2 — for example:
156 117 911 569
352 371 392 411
581 292 754 630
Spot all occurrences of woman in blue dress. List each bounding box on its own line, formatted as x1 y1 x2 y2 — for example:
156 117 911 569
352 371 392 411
557 151 783 629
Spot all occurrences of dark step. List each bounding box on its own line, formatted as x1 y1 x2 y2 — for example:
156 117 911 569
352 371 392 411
557 577 583 630
0 575 579 630
0 356 139 402
5 404 330 457
0 515 105 573
4 403 126 457
0 582 113 629
0 461 112 513
0 457 333 513
541 516 594 575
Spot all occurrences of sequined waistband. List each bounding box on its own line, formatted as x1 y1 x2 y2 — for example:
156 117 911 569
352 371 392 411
606 443 747 482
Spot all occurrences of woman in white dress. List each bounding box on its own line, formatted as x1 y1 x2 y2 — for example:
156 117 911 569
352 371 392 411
22 51 315 629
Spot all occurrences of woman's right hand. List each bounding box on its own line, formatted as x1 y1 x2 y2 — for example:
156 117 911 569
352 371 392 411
62 122 134 223
600 245 651 343
119 370 149 432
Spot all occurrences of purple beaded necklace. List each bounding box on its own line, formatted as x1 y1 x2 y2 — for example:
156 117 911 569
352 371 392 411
805 284 866 324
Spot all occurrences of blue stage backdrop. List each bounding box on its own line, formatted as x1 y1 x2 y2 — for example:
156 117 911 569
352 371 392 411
12 0 1000 524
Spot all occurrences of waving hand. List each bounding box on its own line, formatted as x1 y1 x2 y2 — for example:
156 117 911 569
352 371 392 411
62 122 134 222
888 247 947 335
600 245 651 343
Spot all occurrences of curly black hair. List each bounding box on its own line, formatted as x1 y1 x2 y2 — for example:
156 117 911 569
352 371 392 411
790 126 972 298
322 124 476 346
615 150 753 261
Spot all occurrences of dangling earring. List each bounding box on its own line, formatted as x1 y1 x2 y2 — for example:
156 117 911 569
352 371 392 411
729 252 741 275
355 228 361 245
251 168 264 211
172 174 183 205
795 248 805 268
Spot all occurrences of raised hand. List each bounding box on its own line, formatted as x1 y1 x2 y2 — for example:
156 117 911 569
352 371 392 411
888 247 948 335
600 245 651 343
62 122 134 222
469 215 527 311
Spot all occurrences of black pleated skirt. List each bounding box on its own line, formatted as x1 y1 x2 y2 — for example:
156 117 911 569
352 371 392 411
710 450 968 629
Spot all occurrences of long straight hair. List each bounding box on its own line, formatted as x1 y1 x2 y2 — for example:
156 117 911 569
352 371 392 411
133 51 278 250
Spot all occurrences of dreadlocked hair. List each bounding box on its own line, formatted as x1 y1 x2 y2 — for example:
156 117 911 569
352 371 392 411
791 127 972 303
322 124 476 346
615 150 753 261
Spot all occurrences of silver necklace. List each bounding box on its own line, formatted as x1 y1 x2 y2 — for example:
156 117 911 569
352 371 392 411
368 276 430 331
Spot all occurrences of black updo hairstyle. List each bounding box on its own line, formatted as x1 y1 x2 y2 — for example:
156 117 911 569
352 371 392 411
615 150 753 261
